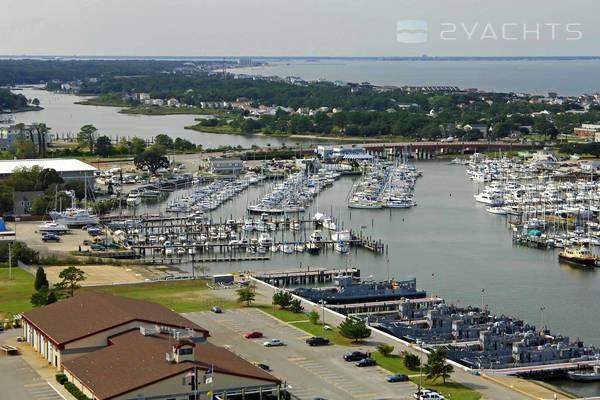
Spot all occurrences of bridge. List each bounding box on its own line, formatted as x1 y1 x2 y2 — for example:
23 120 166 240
482 359 599 377
328 141 534 159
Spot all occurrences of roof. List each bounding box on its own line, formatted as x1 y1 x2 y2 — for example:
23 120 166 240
62 330 280 400
0 159 96 175
22 292 209 347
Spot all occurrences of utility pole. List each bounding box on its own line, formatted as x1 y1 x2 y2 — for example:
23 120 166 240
540 305 546 331
481 288 485 311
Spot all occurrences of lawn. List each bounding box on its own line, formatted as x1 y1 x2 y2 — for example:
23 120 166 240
256 304 309 322
78 280 240 313
409 378 481 400
0 267 35 319
371 352 416 375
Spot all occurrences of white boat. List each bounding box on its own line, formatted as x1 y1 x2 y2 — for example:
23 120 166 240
50 208 99 227
38 222 69 234
331 230 351 242
474 192 504 206
306 241 320 254
294 242 305 252
335 241 349 253
270 243 279 252
568 358 600 382
309 230 324 244
258 233 273 246
322 218 336 231
282 242 293 254
486 206 510 215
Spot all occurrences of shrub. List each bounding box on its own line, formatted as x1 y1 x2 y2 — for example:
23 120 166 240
289 298 304 313
377 343 394 357
308 310 320 324
64 382 92 400
404 353 421 370
55 373 67 385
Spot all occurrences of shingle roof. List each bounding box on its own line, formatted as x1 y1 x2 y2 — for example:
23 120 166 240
62 330 280 400
22 292 209 346
0 158 96 174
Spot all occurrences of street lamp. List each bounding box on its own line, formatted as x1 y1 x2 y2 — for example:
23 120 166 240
540 305 546 332
416 339 423 393
480 288 485 311
320 300 327 336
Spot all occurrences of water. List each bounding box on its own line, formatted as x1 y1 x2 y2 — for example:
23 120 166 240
153 162 599 397
235 59 600 96
6 88 313 148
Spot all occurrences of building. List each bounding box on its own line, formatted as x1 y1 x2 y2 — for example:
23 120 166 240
13 191 44 215
0 158 96 181
22 293 280 400
0 123 51 151
574 123 600 137
207 157 243 175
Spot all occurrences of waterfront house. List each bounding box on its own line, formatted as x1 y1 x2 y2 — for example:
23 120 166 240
206 157 243 175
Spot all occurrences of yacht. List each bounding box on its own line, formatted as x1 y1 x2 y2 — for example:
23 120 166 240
322 218 336 231
126 191 142 206
309 230 324 244
306 241 320 254
331 230 352 242
558 246 597 267
294 242 305 252
568 358 600 382
38 222 69 234
282 242 293 254
474 192 504 206
50 208 99 227
335 240 349 253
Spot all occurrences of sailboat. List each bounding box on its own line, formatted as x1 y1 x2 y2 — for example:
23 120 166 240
50 178 99 226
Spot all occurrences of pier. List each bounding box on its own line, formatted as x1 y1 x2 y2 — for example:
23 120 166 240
252 267 360 286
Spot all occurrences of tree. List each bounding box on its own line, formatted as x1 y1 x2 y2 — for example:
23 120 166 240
30 286 56 307
236 286 256 306
95 135 114 156
289 298 304 313
134 148 169 174
423 347 454 384
54 266 86 298
154 134 173 148
15 137 37 159
34 267 49 291
37 123 49 157
338 317 371 343
37 168 63 190
0 182 14 213
273 291 293 310
377 343 394 357
308 310 320 325
77 124 98 153
130 137 146 154
403 353 421 371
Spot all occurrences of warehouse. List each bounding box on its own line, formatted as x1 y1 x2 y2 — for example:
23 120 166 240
0 158 96 181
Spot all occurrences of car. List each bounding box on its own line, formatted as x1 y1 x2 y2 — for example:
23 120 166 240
386 373 409 382
343 351 367 362
413 390 436 400
245 331 263 339
42 233 60 242
90 244 106 251
420 394 445 400
256 363 270 371
210 306 222 313
355 358 376 367
263 339 284 347
305 336 330 346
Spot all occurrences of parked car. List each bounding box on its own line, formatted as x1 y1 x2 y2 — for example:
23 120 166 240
263 339 284 347
305 336 330 346
343 351 367 362
210 306 222 313
256 363 270 371
90 244 106 251
386 374 409 382
245 331 263 339
42 233 60 242
355 358 376 367
413 390 441 400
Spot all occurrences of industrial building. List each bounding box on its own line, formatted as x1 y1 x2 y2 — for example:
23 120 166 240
0 158 96 181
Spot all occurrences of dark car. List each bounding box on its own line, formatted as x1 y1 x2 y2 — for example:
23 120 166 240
355 358 376 367
90 244 105 251
343 351 367 362
210 306 222 313
256 363 270 371
387 373 409 382
305 336 330 346
42 233 60 242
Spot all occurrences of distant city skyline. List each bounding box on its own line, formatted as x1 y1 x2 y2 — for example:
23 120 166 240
1 0 599 57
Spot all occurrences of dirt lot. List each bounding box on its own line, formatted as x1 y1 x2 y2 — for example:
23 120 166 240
13 221 88 256
43 264 156 286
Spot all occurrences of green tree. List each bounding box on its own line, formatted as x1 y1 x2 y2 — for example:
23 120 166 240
403 353 421 371
0 182 14 213
54 266 86 298
30 286 56 307
95 135 114 156
289 298 304 313
15 137 38 158
338 317 371 343
77 125 98 153
37 123 49 157
236 286 256 306
130 137 146 154
308 310 320 325
37 168 63 190
423 347 454 384
34 267 49 291
154 134 173 148
134 148 169 174
377 343 394 357
273 291 293 310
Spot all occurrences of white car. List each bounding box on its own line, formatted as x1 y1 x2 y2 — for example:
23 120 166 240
263 339 284 347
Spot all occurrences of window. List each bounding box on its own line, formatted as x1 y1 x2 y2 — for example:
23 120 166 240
179 347 193 355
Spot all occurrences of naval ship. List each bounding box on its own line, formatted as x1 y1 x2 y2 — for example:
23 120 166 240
293 276 426 304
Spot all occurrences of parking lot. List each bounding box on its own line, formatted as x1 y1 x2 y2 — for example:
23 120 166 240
185 308 416 400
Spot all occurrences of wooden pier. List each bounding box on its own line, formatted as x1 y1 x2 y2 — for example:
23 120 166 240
145 255 270 264
252 267 360 286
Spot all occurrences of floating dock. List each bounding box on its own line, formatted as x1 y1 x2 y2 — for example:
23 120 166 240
252 267 360 286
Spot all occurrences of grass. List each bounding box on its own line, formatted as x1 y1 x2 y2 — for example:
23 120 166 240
409 378 481 400
77 279 240 313
256 304 309 322
0 267 35 320
371 352 415 375
291 320 361 346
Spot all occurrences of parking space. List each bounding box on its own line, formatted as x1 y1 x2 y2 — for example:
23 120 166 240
185 308 415 400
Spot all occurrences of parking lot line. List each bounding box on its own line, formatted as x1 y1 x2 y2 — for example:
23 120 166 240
287 357 307 361
24 382 48 388
353 393 377 398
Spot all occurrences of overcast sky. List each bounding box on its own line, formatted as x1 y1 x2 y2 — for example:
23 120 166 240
1 0 598 57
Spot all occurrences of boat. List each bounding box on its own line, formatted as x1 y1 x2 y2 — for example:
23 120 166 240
334 240 349 253
309 230 324 244
293 276 426 304
38 222 69 234
486 206 510 215
331 230 352 242
282 242 293 254
322 218 336 231
558 246 597 267
50 208 99 227
294 242 305 252
568 358 600 382
126 191 142 206
306 241 320 254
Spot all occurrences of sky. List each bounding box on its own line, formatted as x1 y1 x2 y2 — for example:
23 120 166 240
1 0 598 57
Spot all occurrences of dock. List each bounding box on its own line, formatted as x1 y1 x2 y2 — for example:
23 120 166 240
252 267 360 286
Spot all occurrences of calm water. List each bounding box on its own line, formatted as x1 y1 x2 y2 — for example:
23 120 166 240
235 59 600 96
7 88 311 148
160 162 599 396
